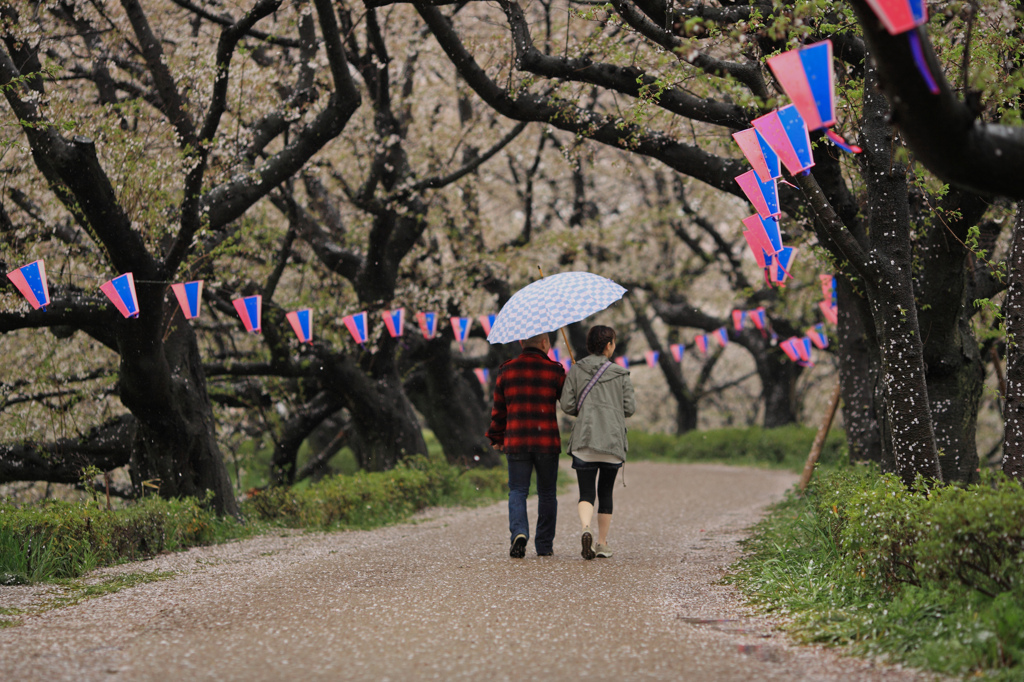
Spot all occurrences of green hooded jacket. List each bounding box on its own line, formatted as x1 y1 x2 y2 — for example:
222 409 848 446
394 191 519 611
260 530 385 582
559 353 636 461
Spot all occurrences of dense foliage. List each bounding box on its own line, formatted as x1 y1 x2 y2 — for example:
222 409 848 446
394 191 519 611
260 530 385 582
732 465 1024 678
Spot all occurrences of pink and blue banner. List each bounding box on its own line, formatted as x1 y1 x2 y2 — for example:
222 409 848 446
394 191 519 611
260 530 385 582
344 311 369 345
866 0 927 34
286 309 313 344
670 343 685 363
232 294 261 333
417 311 438 340
732 128 781 183
742 213 783 255
614 356 629 369
714 327 730 348
451 316 472 351
753 104 814 176
771 247 797 286
819 301 839 325
780 338 801 362
101 273 140 319
645 350 660 367
807 324 829 349
7 259 50 311
732 310 746 331
735 170 780 220
171 280 203 319
695 334 709 355
383 308 405 338
820 274 836 302
474 368 490 386
751 307 767 330
478 314 497 337
766 41 835 132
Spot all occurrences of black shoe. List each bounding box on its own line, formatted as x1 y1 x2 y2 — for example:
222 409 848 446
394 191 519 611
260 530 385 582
510 534 527 558
581 529 595 560
537 550 553 557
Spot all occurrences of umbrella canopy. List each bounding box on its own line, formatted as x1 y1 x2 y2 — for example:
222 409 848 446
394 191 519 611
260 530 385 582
486 271 626 344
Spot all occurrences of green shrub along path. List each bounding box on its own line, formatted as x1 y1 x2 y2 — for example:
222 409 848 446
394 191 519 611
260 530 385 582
0 461 930 681
730 464 1024 680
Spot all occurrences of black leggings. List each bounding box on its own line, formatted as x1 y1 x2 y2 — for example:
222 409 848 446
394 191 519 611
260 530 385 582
576 467 618 515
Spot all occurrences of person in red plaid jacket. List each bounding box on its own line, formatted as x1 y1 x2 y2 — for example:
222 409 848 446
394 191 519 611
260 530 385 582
486 332 566 558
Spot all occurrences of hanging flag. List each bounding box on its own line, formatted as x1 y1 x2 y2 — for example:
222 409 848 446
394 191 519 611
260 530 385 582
807 324 829 349
614 356 629 369
819 300 839 325
732 128 782 183
101 273 140 319
865 0 927 35
735 170 781 219
752 104 814 176
767 41 835 131
742 228 774 268
751 307 767 330
474 368 490 386
232 294 261 333
771 247 797 286
742 213 783 254
766 40 863 153
171 280 203 320
416 311 438 339
695 334 709 355
670 343 685 362
780 338 801 363
6 259 50 311
820 274 836 302
383 308 405 338
548 348 562 364
286 309 313 344
478 314 497 337
344 311 369 345
714 327 730 348
795 337 813 363
645 350 660 367
732 309 747 331
450 316 472 352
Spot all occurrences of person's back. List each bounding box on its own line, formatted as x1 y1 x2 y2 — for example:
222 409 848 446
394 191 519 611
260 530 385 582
488 346 564 457
487 334 565 558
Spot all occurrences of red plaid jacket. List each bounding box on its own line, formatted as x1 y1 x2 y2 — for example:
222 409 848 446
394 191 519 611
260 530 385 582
486 347 566 457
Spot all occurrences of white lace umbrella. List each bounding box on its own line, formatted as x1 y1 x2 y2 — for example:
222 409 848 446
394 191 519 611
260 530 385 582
486 271 627 345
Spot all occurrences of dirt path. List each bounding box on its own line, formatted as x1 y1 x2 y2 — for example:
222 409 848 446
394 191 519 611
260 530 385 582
0 462 931 681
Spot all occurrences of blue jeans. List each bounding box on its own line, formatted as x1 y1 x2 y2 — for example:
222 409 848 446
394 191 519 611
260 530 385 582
507 454 559 554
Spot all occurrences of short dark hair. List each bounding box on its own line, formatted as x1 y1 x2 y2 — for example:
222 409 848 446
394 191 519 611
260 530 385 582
587 325 616 355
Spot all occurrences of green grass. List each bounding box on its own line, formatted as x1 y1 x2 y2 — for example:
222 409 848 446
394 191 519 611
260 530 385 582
729 464 1024 679
627 424 846 472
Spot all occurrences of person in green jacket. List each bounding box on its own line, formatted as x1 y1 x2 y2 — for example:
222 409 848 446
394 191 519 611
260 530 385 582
559 325 636 560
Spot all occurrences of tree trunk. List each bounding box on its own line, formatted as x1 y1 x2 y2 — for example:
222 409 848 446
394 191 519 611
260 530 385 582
122 290 238 516
314 343 428 471
836 276 883 464
404 340 501 468
1002 201 1024 481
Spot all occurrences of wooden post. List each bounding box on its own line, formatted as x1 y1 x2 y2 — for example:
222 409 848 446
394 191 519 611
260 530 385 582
798 381 842 492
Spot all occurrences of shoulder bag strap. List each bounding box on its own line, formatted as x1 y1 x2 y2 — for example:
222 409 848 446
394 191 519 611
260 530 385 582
576 361 613 413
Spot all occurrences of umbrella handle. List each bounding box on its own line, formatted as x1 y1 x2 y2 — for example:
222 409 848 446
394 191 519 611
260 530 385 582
538 266 577 364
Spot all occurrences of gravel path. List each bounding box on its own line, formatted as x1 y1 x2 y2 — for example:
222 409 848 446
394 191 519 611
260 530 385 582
0 462 933 681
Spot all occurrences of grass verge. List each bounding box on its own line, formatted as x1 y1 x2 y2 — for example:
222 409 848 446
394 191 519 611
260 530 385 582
728 463 1024 680
1 452 508 585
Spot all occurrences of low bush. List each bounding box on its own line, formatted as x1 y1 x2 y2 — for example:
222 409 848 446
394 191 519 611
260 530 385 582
243 452 508 529
0 495 220 585
628 425 846 471
0 453 508 584
731 463 1024 679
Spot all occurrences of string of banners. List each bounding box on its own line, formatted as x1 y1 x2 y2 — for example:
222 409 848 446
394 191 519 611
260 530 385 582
7 260 837 377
